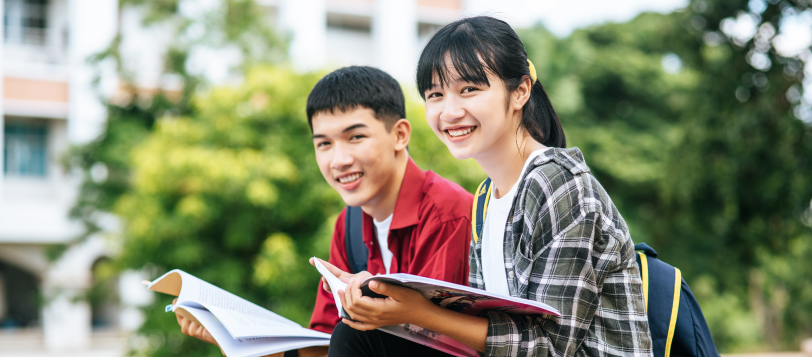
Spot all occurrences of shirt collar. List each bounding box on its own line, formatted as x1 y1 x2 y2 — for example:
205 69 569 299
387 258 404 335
390 157 426 230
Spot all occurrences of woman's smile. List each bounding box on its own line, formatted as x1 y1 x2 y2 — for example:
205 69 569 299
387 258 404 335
444 125 477 142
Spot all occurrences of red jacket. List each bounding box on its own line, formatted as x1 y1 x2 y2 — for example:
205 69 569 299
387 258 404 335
309 158 474 334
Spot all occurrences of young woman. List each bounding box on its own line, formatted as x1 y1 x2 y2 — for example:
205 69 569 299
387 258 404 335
318 16 652 357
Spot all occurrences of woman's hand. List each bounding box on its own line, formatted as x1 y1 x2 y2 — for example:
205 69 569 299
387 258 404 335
339 277 436 331
310 257 488 352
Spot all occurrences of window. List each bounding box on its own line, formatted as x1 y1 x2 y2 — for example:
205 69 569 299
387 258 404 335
4 0 49 45
4 122 48 177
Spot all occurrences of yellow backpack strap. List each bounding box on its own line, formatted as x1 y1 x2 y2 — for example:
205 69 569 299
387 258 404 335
471 178 492 243
665 267 682 357
637 252 649 311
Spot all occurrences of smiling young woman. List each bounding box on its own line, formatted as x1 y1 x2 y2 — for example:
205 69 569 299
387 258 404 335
321 17 653 357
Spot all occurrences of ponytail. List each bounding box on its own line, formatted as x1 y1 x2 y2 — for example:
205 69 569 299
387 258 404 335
523 80 566 148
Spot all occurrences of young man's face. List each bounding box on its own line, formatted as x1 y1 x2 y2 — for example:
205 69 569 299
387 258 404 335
311 108 404 207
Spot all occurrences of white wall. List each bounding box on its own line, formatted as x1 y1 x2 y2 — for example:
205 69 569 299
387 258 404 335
67 0 118 144
279 0 327 71
42 236 111 351
372 0 418 81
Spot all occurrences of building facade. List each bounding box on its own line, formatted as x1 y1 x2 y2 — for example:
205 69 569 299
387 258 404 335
0 0 517 354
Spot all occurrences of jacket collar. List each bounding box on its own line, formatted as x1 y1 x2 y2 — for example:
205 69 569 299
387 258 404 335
529 147 590 176
390 157 426 230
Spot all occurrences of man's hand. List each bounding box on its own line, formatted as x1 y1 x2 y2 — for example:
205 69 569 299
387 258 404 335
173 298 225 355
339 276 435 331
309 258 358 294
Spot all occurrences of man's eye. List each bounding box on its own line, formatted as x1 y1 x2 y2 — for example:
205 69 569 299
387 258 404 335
427 92 442 99
350 135 365 140
316 141 330 148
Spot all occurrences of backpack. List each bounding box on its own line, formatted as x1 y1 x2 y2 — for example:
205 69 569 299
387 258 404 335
472 178 720 357
344 206 368 274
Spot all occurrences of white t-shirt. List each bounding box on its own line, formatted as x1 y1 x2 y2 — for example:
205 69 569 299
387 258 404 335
481 149 547 295
373 214 394 274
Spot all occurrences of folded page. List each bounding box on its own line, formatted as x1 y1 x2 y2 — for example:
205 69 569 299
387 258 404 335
181 306 330 357
313 259 350 319
151 269 302 337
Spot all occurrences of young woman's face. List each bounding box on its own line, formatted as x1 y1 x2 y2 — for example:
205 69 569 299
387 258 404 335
423 65 519 160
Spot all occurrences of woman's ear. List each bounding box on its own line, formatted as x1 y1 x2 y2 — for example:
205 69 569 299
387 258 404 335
512 78 533 112
392 119 411 152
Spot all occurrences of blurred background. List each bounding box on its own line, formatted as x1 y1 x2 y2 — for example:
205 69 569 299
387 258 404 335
1 0 811 356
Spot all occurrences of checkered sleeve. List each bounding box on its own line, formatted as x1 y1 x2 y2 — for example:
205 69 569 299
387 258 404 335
481 159 651 357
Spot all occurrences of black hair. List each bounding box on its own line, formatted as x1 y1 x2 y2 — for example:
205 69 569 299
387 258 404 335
416 16 566 148
306 66 406 131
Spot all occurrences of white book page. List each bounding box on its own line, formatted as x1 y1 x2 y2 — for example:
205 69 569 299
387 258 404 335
151 270 305 337
181 306 330 357
204 305 332 340
367 274 559 315
176 271 299 327
313 259 350 319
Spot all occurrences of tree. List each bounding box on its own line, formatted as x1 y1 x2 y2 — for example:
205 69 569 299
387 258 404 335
68 0 285 247
108 65 484 356
114 67 330 356
520 0 812 351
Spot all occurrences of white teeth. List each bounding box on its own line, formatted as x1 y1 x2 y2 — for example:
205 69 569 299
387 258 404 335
447 127 475 137
338 173 363 184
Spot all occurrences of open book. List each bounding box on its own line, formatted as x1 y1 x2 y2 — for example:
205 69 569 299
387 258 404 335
313 259 560 357
147 269 330 357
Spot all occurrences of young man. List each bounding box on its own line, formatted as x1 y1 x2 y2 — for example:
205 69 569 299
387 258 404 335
175 66 473 357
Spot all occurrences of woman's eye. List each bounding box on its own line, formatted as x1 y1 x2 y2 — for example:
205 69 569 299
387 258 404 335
427 92 442 99
462 87 478 94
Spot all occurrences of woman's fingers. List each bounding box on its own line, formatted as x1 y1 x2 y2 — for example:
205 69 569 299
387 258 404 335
342 318 380 331
368 281 411 302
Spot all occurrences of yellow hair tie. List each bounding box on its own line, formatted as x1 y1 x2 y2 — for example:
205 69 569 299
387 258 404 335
527 59 537 84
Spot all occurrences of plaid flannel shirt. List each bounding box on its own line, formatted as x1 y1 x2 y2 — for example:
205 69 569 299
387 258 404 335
470 147 652 357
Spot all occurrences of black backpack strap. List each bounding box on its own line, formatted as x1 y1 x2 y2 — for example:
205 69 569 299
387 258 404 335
635 243 684 357
472 178 492 243
344 206 368 274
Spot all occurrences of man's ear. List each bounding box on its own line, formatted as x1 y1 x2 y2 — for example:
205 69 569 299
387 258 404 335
391 119 411 152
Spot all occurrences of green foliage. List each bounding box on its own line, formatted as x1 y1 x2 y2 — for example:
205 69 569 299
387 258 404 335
69 0 812 354
110 68 483 356
519 0 812 351
117 67 340 356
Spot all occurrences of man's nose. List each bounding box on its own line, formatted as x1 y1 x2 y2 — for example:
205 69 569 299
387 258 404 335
330 142 354 170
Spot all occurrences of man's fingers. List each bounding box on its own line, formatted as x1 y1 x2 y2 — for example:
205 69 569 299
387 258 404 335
317 259 343 276
199 325 219 346
322 277 332 293
179 318 191 336
317 259 352 282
